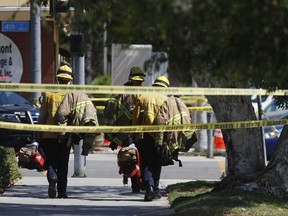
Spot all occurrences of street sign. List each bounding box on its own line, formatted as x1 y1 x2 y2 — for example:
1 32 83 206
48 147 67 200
1 21 29 32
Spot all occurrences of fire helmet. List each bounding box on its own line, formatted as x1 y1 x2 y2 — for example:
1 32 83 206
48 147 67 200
129 67 145 82
56 65 73 80
152 76 170 88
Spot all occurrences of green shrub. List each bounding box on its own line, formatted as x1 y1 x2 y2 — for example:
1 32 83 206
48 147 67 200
91 75 111 85
0 146 21 194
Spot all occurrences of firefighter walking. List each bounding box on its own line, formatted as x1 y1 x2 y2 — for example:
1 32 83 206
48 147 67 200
132 76 170 201
102 66 146 193
38 64 74 199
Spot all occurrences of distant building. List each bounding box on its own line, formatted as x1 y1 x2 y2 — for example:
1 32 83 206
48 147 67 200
111 44 168 86
0 1 65 84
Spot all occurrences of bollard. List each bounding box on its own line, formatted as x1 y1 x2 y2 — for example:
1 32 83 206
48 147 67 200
207 112 214 158
73 140 86 177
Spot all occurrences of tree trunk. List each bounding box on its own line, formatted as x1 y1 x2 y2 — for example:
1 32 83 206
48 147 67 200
193 78 287 196
192 74 267 190
195 105 207 152
85 43 93 84
207 95 266 181
240 125 288 196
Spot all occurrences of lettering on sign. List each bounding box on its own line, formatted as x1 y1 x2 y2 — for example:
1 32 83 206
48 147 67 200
0 33 23 83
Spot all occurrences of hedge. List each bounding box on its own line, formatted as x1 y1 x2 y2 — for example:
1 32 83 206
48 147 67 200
0 146 21 194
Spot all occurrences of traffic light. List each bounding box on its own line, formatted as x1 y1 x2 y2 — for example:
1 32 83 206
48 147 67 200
50 0 70 18
70 33 84 56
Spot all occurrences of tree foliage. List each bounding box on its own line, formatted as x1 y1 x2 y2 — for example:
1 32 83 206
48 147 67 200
105 0 288 89
60 0 288 89
188 1 288 89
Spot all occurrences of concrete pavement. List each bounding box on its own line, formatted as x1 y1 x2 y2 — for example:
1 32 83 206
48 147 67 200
0 176 174 216
0 149 225 216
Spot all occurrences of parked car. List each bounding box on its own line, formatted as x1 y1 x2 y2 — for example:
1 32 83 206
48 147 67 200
0 91 40 150
263 99 287 113
262 109 288 160
251 95 274 113
214 109 288 160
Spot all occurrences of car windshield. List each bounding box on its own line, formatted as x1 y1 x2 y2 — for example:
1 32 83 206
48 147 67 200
0 92 32 106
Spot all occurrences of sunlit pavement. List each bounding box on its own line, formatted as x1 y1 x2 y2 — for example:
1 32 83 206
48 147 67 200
0 149 225 216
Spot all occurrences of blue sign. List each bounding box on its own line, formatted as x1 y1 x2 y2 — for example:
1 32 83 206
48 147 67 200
1 21 29 32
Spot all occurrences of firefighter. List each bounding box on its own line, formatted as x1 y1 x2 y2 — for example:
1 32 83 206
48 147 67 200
151 75 170 88
56 92 99 156
102 66 145 193
132 76 169 201
153 76 197 167
38 64 73 199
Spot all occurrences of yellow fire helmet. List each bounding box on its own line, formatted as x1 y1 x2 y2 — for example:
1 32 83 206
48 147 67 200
56 65 73 80
152 76 170 88
129 67 146 82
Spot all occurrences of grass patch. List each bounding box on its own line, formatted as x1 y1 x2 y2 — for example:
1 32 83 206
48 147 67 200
166 181 288 216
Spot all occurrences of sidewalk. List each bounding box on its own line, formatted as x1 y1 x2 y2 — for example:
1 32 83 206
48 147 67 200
0 150 177 216
0 176 175 216
0 149 224 215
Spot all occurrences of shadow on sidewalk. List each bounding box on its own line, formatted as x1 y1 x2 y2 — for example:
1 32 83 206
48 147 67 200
1 182 174 216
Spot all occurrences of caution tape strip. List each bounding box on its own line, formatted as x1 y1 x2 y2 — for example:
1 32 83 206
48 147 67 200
91 97 207 103
90 98 109 102
0 119 286 133
0 83 287 96
95 106 212 111
188 106 212 111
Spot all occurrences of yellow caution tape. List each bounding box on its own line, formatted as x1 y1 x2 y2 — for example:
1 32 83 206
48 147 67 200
0 83 286 96
188 106 212 111
181 96 206 100
95 106 212 112
92 96 207 103
0 119 286 133
96 106 105 111
181 98 208 103
90 98 109 102
180 96 207 103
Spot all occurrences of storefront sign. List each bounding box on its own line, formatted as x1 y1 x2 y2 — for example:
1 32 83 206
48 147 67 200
0 33 23 83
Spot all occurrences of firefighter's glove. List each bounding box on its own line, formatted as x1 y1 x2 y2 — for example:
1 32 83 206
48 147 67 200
81 134 95 156
59 133 67 144
155 144 162 156
109 142 118 151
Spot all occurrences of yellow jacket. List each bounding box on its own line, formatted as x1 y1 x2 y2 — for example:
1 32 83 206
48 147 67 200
153 96 197 152
38 92 65 139
103 94 139 146
132 94 167 140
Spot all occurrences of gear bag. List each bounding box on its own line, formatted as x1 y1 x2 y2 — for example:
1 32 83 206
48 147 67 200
159 142 183 167
18 142 45 171
117 145 141 178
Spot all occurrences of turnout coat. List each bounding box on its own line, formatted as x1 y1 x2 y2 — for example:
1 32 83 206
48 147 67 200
153 96 197 154
103 94 140 146
56 92 99 154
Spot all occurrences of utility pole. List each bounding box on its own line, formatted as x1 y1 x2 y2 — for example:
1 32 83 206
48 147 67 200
103 22 107 75
30 0 41 101
71 32 86 177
